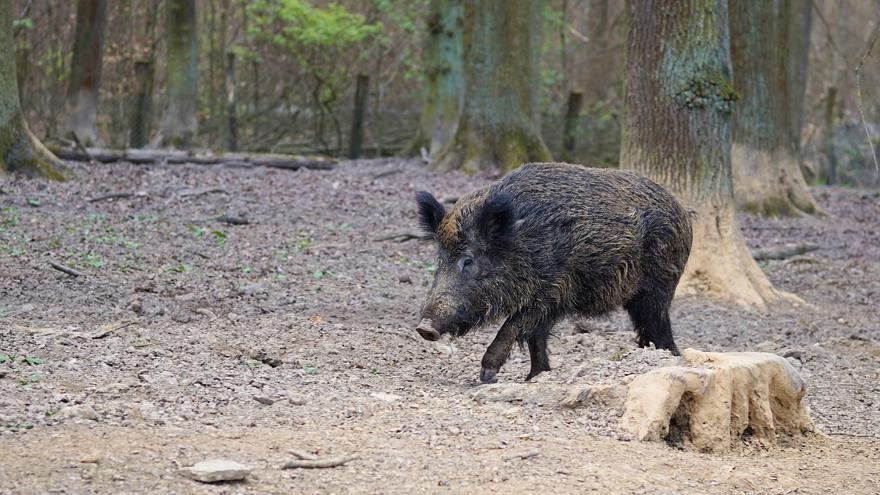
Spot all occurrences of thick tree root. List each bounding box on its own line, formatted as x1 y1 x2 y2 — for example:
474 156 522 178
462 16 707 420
732 145 825 218
0 113 67 179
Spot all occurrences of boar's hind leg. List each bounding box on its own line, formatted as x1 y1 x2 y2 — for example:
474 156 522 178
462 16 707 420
525 330 552 381
624 292 680 356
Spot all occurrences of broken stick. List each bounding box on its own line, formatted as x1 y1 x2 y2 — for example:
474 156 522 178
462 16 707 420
281 454 359 469
751 243 819 261
502 448 541 461
49 261 85 278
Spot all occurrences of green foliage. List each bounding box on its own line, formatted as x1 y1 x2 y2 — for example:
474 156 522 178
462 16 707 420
247 0 380 50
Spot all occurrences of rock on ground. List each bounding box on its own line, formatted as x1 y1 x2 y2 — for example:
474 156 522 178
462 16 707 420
178 459 252 483
619 349 816 451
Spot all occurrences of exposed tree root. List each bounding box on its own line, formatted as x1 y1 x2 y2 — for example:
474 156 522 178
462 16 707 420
732 145 825 218
676 205 801 309
0 113 67 179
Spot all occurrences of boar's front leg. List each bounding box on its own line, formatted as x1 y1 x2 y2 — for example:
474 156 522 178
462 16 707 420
480 308 556 384
479 318 519 384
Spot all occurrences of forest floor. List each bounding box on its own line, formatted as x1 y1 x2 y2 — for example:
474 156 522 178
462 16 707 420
1 158 879 494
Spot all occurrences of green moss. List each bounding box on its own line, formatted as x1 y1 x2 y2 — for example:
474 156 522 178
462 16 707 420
676 68 739 113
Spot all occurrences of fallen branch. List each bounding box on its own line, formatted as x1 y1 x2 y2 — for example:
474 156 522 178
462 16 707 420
91 321 136 339
88 191 149 203
49 146 336 171
374 232 428 242
503 448 541 461
49 261 85 278
281 454 358 469
88 192 134 202
752 243 819 261
214 214 249 225
178 187 228 198
371 169 402 180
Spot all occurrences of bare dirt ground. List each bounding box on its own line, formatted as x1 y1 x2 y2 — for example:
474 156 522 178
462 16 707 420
1 159 879 494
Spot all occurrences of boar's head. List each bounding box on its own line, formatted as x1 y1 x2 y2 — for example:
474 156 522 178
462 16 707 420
413 190 519 341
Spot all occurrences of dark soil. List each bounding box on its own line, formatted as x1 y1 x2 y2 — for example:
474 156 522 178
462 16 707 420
1 159 878 494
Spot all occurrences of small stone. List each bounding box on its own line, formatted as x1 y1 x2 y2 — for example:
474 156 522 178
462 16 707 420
398 275 412 284
254 396 276 405
179 459 251 483
432 341 456 355
370 392 402 402
447 426 461 435
80 454 100 464
61 405 99 421
288 398 306 406
227 313 239 321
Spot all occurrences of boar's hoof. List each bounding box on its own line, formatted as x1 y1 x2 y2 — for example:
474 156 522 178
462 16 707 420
480 368 499 384
416 319 441 341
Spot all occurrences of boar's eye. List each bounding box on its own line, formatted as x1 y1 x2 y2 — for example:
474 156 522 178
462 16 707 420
458 256 474 271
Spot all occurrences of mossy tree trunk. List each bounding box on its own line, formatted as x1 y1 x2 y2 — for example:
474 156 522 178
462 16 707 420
729 0 821 217
0 0 65 179
404 0 463 158
620 0 788 308
61 0 107 146
431 0 551 174
154 0 198 149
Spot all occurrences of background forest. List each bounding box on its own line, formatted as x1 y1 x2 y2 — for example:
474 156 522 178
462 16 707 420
3 1 880 493
9 0 880 186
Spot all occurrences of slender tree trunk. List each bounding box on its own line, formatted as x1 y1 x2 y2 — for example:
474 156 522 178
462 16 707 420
431 0 551 174
620 0 788 308
62 0 107 146
154 0 198 149
561 90 583 162
129 61 154 149
0 0 65 178
729 0 821 217
226 52 238 152
824 86 837 185
349 74 369 159
404 0 463 157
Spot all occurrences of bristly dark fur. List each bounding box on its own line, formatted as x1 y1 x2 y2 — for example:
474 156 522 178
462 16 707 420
415 191 445 235
475 192 515 252
416 163 693 382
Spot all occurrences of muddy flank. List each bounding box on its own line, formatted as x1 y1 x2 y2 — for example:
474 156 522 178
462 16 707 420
1 159 879 494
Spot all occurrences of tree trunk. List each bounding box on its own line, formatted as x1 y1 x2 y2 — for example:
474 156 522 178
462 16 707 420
620 0 787 308
404 0 463 157
561 90 583 162
824 86 837 185
154 0 198 149
0 0 66 178
431 0 551 174
349 74 369 159
129 61 154 149
62 0 108 146
729 0 821 217
225 52 238 152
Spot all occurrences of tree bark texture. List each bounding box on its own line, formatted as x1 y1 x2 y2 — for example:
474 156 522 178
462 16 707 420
405 0 463 157
0 0 66 178
620 0 787 308
154 0 198 149
431 0 551 174
729 0 821 217
62 0 108 146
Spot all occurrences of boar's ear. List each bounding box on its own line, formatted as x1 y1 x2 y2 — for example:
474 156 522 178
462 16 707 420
476 193 515 250
415 191 446 235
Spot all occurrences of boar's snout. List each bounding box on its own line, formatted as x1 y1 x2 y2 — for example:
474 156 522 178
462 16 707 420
416 318 441 341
